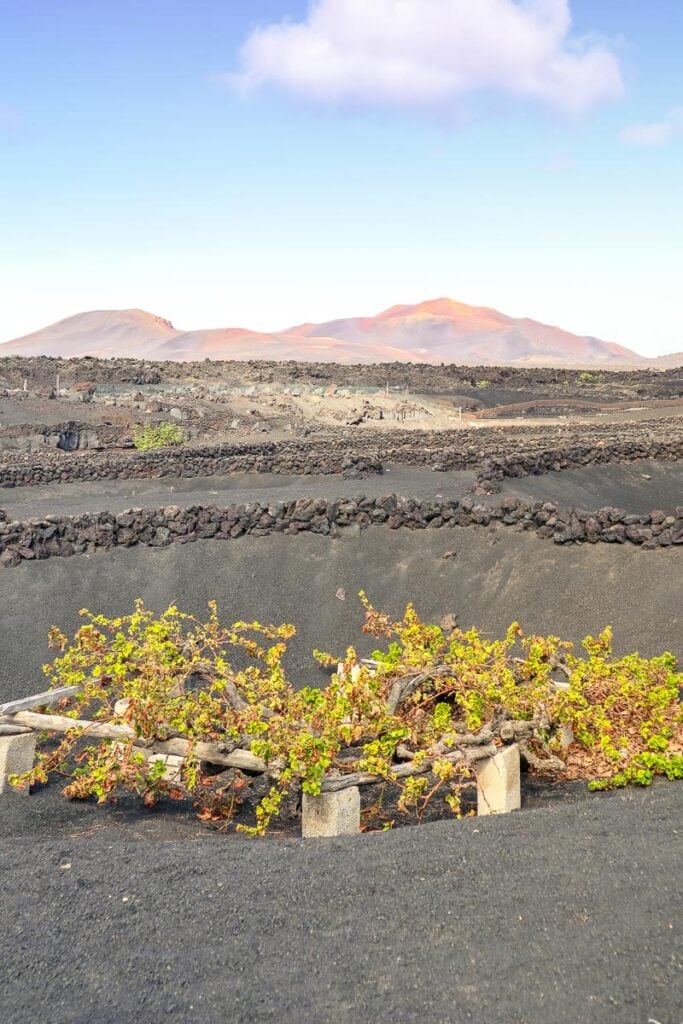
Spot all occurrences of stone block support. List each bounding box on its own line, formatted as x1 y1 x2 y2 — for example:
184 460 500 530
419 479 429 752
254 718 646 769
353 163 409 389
477 743 521 816
0 732 37 796
302 787 361 838
112 741 184 782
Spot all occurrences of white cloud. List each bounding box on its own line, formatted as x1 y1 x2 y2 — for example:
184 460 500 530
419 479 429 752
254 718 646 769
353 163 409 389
620 108 683 147
229 0 623 115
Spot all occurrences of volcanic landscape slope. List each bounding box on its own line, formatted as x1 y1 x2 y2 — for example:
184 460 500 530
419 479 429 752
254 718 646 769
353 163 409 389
0 465 479 520
0 297 648 365
491 460 683 515
1 528 681 696
282 298 643 365
0 309 180 359
0 383 681 1024
1 459 681 523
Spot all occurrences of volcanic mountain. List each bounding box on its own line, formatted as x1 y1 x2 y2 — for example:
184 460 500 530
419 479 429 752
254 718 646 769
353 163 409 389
653 351 683 369
0 299 648 365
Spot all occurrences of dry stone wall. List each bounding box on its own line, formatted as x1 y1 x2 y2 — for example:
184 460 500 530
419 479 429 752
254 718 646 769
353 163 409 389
0 420 681 489
0 445 382 487
1 493 682 568
0 420 123 454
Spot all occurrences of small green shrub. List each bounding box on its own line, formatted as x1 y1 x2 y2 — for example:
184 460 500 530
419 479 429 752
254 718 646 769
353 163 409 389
133 421 185 450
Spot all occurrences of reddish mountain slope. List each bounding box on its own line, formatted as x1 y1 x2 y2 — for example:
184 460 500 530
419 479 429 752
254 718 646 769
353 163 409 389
0 298 650 365
283 298 642 365
0 310 180 359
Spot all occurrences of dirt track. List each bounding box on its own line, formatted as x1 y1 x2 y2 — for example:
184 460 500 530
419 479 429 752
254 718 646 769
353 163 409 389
475 395 683 418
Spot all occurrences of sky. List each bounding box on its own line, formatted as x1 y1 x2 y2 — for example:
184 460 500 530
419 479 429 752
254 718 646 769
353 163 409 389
0 0 681 356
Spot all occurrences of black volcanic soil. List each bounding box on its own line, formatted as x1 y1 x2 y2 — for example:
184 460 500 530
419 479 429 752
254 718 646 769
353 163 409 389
0 465 477 519
1 458 680 521
0 781 680 1024
2 526 681 699
1 373 682 1024
492 459 682 514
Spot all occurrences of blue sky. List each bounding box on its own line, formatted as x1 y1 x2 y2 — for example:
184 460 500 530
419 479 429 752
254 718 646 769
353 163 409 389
0 0 681 355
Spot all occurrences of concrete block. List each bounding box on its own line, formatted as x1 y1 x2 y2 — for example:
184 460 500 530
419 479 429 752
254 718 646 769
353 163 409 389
477 743 521 816
558 724 574 754
147 752 184 782
0 732 37 796
113 742 184 782
302 787 361 838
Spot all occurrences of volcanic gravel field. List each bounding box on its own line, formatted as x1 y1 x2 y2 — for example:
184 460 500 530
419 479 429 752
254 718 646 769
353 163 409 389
0 783 680 1024
0 464 477 520
1 526 682 696
493 459 683 514
1 416 682 1024
1 459 682 521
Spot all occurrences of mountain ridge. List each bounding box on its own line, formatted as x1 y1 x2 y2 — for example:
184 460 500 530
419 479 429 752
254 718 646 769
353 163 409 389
0 298 674 366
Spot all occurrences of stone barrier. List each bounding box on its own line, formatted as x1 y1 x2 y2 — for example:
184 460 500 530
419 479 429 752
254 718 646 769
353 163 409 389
0 420 124 454
1 492 682 568
0 419 681 488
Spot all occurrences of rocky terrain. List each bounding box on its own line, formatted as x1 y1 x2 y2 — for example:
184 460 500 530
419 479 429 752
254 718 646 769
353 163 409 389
0 359 680 740
1 354 682 455
0 355 681 663
1 356 681 570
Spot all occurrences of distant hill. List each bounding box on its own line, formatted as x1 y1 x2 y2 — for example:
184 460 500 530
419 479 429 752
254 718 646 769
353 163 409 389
281 298 644 365
652 351 683 369
0 309 181 360
0 298 663 366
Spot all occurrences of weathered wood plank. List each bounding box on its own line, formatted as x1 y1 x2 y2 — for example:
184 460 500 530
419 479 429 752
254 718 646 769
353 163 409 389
0 686 82 716
0 723 34 736
321 742 498 792
0 710 266 773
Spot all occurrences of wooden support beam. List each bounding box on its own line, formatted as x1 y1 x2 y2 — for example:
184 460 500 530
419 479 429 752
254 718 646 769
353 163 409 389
321 742 498 792
0 724 34 736
0 710 266 773
0 686 82 716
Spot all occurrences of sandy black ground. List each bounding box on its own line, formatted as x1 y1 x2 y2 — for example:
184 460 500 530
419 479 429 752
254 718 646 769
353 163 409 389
1 457 681 1024
0 761 597 843
0 465 477 520
494 459 682 514
1 525 682 698
1 460 681 521
0 782 680 1024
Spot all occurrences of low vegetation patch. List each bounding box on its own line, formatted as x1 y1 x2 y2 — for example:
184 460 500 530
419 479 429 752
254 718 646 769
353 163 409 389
10 598 682 835
132 421 185 450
